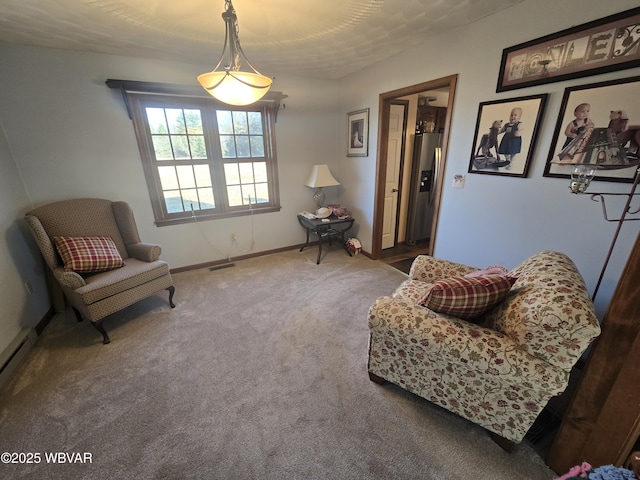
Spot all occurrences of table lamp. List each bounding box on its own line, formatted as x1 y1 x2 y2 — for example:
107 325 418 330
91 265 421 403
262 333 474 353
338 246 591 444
304 164 340 208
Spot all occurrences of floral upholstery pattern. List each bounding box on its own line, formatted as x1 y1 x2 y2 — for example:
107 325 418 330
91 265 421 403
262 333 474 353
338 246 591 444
484 252 599 370
368 251 600 443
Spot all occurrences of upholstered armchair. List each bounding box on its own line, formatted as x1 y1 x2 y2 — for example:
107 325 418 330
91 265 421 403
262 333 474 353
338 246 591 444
25 198 175 344
368 251 601 449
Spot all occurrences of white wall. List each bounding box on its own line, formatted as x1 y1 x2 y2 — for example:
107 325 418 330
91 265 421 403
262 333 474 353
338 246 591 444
335 0 640 317
0 45 341 270
0 45 341 352
0 119 50 354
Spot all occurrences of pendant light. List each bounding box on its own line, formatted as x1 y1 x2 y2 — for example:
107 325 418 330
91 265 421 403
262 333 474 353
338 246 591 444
197 0 272 106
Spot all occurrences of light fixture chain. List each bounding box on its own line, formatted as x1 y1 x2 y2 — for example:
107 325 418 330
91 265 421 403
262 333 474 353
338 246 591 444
197 0 273 105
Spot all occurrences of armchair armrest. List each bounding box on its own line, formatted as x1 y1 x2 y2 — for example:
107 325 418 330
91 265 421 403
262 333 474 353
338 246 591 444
409 255 477 282
52 266 86 290
126 242 161 262
368 296 567 392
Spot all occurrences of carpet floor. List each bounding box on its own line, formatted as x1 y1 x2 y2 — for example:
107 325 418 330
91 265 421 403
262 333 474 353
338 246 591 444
0 248 556 479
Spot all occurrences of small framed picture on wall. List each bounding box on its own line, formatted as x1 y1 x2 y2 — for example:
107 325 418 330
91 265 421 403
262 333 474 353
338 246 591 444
347 108 369 157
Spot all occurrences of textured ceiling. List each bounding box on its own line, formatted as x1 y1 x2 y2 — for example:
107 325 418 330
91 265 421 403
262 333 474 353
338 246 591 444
0 0 524 79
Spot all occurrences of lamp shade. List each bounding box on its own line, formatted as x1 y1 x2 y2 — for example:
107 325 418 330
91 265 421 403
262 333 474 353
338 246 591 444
304 165 340 188
197 70 272 106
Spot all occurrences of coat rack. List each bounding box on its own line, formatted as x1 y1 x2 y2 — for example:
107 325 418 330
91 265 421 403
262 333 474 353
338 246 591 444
586 166 640 300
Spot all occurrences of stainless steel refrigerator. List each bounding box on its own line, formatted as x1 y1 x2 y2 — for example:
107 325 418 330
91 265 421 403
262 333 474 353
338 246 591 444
406 132 442 245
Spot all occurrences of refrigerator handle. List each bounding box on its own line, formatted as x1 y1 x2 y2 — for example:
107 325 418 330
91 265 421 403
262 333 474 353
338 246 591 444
431 147 442 203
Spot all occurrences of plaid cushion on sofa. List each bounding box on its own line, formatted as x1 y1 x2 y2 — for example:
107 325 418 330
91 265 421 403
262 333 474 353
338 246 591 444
53 236 125 273
418 275 516 320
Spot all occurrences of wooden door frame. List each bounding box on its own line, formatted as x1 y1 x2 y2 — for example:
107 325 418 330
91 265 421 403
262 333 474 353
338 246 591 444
386 99 410 249
371 74 458 260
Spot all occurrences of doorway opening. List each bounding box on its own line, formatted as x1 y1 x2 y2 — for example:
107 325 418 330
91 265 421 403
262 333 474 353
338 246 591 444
371 74 458 261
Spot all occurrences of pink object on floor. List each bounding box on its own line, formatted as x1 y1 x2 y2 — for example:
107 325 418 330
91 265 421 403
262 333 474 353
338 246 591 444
556 462 593 479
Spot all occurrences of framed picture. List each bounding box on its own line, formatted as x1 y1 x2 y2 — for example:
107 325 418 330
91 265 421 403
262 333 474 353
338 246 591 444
347 108 369 157
496 7 640 92
543 76 640 183
468 94 547 177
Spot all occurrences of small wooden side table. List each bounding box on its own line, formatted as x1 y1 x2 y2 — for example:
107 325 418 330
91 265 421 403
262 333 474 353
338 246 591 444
297 214 355 264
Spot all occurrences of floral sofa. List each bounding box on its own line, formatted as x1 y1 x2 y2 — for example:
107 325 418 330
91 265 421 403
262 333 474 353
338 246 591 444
367 251 601 445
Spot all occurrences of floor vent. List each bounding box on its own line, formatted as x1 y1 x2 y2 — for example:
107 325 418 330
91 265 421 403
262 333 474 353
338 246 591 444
0 328 37 389
209 262 236 271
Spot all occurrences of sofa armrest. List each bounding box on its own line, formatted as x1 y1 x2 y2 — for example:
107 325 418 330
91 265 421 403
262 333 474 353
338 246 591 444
409 255 478 282
127 242 161 262
368 295 567 391
52 266 86 290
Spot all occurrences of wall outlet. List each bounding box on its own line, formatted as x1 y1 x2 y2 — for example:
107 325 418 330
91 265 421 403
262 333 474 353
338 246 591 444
230 233 238 245
452 174 466 189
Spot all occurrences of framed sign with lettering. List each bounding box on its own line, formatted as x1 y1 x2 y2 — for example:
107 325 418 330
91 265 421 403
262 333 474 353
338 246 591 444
497 7 640 92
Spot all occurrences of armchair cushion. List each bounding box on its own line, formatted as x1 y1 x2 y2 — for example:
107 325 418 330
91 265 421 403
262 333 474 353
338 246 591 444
53 236 125 273
409 255 477 282
74 258 170 305
418 275 517 320
465 265 509 277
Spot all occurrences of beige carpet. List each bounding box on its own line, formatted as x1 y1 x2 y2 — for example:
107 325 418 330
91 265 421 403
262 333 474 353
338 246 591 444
0 248 556 479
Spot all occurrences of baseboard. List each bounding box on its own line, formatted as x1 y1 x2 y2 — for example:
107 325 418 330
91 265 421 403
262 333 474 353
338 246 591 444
0 327 38 390
35 306 56 336
0 307 55 390
170 242 374 274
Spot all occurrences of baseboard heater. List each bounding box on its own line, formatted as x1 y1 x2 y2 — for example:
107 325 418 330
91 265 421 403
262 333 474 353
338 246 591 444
0 328 37 389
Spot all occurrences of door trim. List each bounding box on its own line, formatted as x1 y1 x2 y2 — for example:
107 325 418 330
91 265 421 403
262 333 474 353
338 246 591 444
371 74 458 260
387 100 409 249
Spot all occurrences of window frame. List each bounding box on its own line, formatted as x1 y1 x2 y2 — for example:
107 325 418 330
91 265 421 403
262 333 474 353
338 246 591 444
107 80 283 226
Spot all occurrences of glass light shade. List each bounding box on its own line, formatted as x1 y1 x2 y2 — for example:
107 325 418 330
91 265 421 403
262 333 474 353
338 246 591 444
197 70 272 106
569 164 597 194
197 0 272 106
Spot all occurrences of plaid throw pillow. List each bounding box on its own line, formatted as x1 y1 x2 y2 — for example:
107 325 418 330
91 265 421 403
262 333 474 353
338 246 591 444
418 275 516 320
53 236 125 273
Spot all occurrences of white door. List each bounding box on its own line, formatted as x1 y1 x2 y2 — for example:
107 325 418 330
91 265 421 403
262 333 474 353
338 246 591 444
381 104 405 249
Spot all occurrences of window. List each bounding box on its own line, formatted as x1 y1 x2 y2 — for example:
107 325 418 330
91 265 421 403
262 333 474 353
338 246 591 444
121 84 281 225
